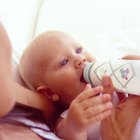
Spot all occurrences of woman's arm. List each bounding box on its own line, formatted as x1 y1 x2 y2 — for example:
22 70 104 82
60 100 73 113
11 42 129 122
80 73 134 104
101 55 140 140
0 23 15 116
14 82 56 121
122 55 140 60
101 95 140 140
0 23 56 122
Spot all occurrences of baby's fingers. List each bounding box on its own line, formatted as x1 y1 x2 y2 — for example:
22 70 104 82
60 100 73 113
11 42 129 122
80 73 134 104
85 100 113 119
81 93 112 111
82 93 113 124
84 100 113 127
87 109 112 125
77 85 103 103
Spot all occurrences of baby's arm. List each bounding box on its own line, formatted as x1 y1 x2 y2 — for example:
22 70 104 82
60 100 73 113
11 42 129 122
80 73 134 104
55 84 113 140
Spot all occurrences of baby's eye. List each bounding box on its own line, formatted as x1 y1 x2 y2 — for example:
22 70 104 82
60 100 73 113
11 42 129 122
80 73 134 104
60 59 68 66
76 47 83 54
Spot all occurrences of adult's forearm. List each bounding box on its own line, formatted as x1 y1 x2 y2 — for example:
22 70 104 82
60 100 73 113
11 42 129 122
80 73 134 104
0 23 15 117
101 114 133 140
101 96 140 140
14 82 56 121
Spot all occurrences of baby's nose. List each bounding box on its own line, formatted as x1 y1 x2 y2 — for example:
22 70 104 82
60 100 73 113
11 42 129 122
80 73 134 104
75 56 86 68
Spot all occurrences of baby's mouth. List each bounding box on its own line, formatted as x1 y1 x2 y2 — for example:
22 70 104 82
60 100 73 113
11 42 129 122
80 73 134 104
80 73 87 83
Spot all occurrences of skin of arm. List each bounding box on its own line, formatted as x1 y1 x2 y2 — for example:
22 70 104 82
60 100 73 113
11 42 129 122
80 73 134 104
101 55 140 140
0 23 15 116
101 95 140 140
55 84 113 140
0 23 57 122
14 82 57 122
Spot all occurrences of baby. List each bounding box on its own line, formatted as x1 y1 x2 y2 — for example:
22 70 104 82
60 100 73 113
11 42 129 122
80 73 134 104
19 31 140 140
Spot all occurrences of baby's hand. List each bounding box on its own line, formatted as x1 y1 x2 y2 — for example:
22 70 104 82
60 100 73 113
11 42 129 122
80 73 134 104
65 84 113 133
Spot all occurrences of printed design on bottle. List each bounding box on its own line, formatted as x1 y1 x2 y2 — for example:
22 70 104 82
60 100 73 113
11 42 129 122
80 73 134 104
120 68 129 80
93 61 135 88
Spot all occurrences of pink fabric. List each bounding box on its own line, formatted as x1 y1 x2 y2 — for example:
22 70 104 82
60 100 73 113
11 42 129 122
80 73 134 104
133 118 140 140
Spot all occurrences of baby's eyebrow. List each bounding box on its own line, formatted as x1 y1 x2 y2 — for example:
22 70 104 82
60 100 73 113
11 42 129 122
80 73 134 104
75 44 83 48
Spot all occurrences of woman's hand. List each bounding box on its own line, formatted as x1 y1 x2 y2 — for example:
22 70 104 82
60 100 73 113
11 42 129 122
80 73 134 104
101 73 140 140
101 95 140 140
102 75 126 103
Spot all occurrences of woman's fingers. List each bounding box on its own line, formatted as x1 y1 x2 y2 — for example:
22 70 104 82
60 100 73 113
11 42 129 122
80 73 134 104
102 75 114 94
102 75 127 103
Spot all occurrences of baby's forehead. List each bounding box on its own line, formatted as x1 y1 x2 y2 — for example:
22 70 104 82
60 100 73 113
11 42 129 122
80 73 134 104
32 31 80 57
39 31 76 43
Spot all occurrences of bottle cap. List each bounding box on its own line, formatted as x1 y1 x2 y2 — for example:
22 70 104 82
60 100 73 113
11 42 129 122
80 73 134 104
83 62 95 85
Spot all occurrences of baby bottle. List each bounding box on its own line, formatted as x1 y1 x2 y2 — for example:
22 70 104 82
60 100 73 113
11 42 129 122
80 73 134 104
83 59 140 95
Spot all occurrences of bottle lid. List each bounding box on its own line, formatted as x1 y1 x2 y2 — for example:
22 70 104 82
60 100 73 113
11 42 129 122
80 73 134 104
83 62 95 85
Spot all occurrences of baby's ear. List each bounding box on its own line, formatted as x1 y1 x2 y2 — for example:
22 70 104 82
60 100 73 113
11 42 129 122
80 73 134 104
37 86 59 101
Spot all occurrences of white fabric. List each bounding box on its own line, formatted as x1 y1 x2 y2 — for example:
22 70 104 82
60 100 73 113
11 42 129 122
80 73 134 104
60 109 102 140
88 122 102 140
35 0 140 60
1 0 140 70
0 0 43 47
0 0 43 72
1 0 140 80
0 0 43 84
133 118 140 140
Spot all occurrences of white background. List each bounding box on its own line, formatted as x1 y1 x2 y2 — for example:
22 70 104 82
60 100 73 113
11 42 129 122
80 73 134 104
1 0 140 61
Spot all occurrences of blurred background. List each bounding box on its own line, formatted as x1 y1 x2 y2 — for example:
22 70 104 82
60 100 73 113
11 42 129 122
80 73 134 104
1 0 140 62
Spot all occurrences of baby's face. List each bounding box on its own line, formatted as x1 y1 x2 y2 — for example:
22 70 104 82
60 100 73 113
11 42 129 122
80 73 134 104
41 32 96 105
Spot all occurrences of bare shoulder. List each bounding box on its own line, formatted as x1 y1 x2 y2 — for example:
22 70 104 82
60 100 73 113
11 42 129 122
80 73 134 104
121 55 140 60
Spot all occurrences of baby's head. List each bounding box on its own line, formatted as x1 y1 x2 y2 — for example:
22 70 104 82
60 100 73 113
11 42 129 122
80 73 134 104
19 31 96 106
